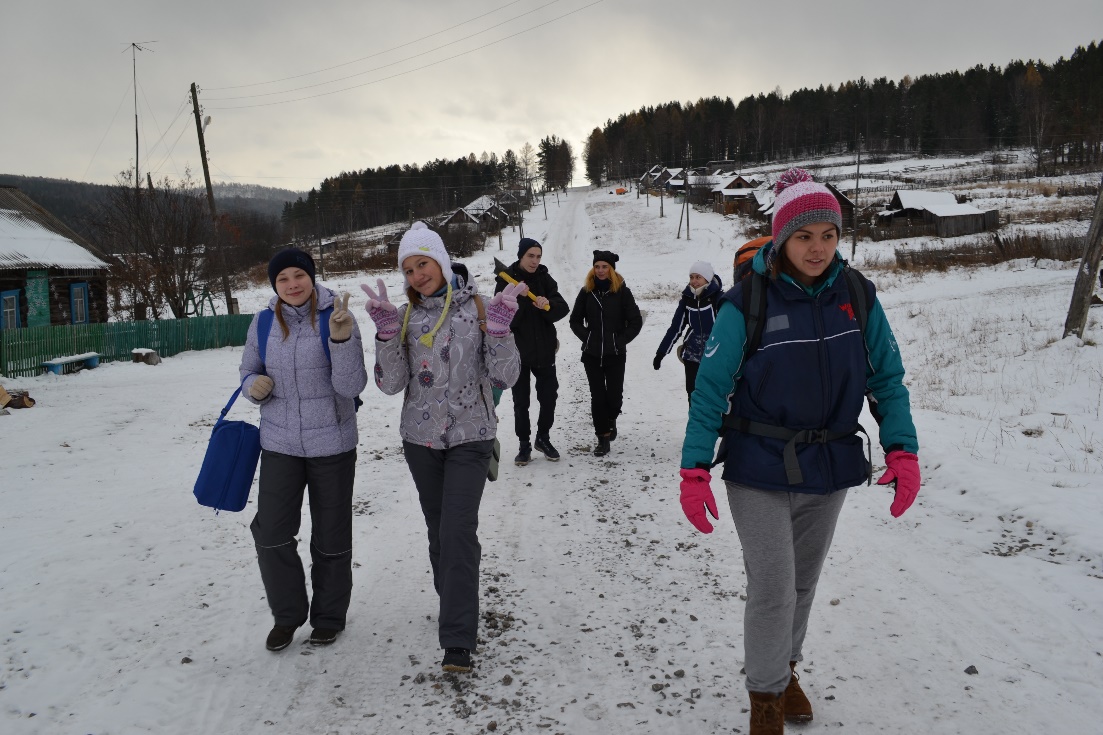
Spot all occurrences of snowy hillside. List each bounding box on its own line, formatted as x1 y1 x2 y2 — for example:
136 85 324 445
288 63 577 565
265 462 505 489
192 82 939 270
2 181 1102 734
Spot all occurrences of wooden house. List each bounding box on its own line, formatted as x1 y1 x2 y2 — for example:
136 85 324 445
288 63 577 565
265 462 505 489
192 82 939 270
876 189 996 237
0 186 111 329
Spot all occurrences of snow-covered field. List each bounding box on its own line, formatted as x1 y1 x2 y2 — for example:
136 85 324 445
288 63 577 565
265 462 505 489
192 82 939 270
3 182 1102 734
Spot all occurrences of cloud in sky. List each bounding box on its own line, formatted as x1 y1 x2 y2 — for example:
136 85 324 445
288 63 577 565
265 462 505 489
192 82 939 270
3 0 1100 191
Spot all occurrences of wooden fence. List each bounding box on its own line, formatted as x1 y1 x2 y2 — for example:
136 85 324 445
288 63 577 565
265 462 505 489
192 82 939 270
1 314 253 378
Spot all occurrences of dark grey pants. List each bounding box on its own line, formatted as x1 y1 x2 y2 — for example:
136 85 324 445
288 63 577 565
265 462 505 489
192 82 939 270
727 481 848 695
250 448 356 630
404 440 493 650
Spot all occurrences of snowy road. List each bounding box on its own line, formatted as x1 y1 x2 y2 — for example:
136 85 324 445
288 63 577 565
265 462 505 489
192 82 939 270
2 186 1102 734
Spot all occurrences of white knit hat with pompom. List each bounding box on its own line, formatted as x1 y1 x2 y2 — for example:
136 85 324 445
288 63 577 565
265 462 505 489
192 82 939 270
396 221 453 285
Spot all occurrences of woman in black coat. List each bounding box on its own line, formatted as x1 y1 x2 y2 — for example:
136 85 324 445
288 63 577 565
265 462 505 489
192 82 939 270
569 250 643 457
494 238 570 465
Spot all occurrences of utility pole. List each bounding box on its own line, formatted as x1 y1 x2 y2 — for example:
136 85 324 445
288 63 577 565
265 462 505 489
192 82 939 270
495 188 503 250
1063 173 1103 339
190 82 234 313
686 173 691 240
127 42 155 191
852 134 862 260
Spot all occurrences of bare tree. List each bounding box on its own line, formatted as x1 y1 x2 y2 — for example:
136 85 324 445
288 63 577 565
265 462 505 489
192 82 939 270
94 170 216 319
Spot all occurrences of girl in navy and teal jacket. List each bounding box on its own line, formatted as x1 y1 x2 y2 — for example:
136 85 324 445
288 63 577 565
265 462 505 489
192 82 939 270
654 261 723 400
677 169 921 729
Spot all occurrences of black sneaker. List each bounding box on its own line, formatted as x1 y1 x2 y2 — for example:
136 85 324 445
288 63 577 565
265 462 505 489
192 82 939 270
514 442 532 466
309 627 340 645
593 435 611 457
442 647 473 672
609 421 618 441
266 624 298 652
534 435 560 461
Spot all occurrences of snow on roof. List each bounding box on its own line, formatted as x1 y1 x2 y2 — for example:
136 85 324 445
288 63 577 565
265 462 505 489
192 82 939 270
894 190 958 210
710 176 741 192
0 208 110 270
718 187 758 198
923 203 985 217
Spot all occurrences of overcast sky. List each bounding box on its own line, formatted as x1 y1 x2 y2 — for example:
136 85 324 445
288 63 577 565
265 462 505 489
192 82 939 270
3 0 1100 193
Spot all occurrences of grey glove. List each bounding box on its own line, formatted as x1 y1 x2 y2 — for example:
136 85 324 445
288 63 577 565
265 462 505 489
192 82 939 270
249 375 274 401
329 292 353 342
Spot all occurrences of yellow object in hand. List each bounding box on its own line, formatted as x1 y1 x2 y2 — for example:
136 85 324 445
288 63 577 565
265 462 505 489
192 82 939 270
496 270 550 311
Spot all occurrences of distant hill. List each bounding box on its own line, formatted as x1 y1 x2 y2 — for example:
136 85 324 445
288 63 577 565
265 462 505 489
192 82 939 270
0 174 304 242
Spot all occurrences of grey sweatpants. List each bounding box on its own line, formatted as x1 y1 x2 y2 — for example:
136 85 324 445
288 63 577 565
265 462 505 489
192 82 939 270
404 440 493 651
251 449 356 631
727 481 848 695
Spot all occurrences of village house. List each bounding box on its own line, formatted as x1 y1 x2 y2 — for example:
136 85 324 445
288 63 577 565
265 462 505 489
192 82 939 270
877 189 998 237
0 186 111 329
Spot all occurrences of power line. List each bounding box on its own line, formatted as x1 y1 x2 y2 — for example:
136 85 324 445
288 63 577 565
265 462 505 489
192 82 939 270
207 0 605 110
205 0 561 102
82 80 134 180
206 0 529 91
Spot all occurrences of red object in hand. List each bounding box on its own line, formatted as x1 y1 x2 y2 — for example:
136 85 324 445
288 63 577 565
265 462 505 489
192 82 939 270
679 468 719 533
877 450 921 518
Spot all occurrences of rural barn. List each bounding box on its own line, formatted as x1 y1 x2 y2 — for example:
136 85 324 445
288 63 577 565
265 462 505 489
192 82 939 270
0 186 111 329
877 189 997 236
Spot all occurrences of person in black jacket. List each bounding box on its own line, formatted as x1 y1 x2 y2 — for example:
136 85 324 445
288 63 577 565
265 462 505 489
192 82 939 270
494 238 570 465
654 260 723 402
569 250 644 457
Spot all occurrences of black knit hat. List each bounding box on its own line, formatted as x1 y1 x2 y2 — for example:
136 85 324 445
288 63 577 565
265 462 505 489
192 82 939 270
518 237 542 259
592 249 619 266
268 248 316 290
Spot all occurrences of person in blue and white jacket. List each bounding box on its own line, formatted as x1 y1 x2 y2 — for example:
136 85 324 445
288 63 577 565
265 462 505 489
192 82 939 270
677 169 922 732
653 260 722 401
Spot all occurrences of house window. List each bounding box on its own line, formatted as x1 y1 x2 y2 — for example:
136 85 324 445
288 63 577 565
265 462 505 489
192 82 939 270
70 283 89 324
2 289 20 329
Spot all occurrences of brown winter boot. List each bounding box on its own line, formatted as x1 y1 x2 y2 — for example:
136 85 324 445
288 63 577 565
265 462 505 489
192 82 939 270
783 661 813 722
748 691 785 735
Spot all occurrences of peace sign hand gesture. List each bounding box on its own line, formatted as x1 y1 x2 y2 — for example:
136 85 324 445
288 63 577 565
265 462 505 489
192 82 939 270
360 278 400 341
328 292 354 342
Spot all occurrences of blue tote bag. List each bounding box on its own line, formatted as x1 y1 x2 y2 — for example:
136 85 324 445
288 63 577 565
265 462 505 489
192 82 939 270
194 384 261 512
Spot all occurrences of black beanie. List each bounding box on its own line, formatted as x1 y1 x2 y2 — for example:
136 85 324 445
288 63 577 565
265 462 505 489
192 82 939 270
518 237 541 260
592 249 619 266
268 248 316 290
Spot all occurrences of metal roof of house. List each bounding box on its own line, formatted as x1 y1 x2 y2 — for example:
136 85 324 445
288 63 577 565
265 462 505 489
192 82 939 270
0 187 110 270
893 190 957 210
923 203 985 217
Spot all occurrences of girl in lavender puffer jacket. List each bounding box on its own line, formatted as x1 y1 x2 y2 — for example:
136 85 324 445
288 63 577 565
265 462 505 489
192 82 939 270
239 248 368 653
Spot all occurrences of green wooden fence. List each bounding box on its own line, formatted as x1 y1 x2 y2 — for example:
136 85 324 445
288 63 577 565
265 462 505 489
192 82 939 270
1 314 254 377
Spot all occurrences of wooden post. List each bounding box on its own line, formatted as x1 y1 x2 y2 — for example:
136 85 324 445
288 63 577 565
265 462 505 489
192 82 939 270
1063 173 1103 339
190 82 233 312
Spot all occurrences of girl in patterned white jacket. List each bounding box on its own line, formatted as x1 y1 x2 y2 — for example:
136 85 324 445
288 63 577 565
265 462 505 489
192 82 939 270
361 222 526 673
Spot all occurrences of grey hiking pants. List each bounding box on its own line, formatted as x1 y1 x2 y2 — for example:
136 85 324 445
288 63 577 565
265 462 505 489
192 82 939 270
251 449 356 631
726 481 848 695
404 440 493 651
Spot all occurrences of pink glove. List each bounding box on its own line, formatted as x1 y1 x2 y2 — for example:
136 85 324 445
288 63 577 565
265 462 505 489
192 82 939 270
679 468 719 534
360 279 399 341
877 450 921 518
485 282 529 337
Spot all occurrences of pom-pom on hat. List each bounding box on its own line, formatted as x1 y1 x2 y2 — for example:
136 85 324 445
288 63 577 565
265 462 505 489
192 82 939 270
518 237 542 260
771 168 843 250
397 221 453 285
592 249 619 266
689 260 715 283
268 248 316 290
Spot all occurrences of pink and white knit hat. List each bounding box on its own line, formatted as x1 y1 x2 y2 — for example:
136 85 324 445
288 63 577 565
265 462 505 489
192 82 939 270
770 168 842 249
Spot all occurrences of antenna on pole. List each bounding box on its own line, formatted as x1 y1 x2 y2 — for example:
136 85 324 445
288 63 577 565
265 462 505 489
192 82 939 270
124 41 157 191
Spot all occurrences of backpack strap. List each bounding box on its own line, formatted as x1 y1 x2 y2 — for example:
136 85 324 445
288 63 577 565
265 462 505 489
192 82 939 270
472 295 488 333
256 309 274 367
842 266 869 337
740 271 769 359
318 306 333 362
